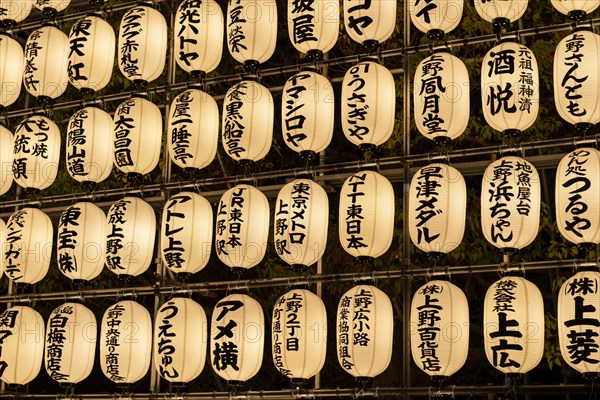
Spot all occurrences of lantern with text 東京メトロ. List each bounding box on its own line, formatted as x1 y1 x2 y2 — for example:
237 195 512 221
0 34 23 109
0 0 32 26
287 0 338 56
409 0 464 40
551 0 600 20
343 0 396 46
474 0 528 31
0 123 13 196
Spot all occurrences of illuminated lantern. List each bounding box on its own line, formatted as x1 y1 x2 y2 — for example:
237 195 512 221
287 0 338 56
153 297 208 383
33 0 69 15
210 293 265 384
45 303 97 384
338 170 394 260
0 34 24 109
551 0 600 19
160 192 213 276
343 0 396 45
105 197 156 278
221 80 273 163
0 123 13 196
0 0 33 26
414 52 470 143
409 163 466 254
167 89 219 172
0 306 44 385
558 270 600 374
215 184 269 271
411 280 469 378
474 0 528 30
100 300 152 384
57 202 106 282
342 61 395 149
337 284 393 379
409 0 464 40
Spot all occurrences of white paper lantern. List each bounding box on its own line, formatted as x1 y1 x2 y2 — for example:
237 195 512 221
100 300 152 384
33 0 69 14
287 0 338 55
551 0 600 18
409 163 466 254
210 293 265 383
411 280 469 378
337 284 393 379
45 302 97 384
343 0 396 45
0 306 44 385
0 34 24 109
160 192 213 276
57 202 106 282
474 0 528 26
105 197 156 277
153 297 208 383
414 52 470 143
221 80 273 163
0 123 13 196
341 61 395 148
481 156 541 252
409 0 464 40
339 170 394 260
0 0 33 25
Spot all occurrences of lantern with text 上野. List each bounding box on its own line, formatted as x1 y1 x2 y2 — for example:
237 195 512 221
105 197 156 278
483 276 544 375
45 302 97 384
411 280 469 379
0 0 32 27
160 192 213 277
0 34 23 109
33 0 69 15
551 0 600 20
337 285 393 379
474 0 528 31
0 124 13 196
100 300 152 384
409 0 464 40
287 0 338 57
211 293 265 385
343 0 395 46
409 163 466 255
153 297 208 383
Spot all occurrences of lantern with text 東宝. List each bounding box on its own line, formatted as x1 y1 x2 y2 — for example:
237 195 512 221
337 285 393 379
100 300 152 384
551 0 600 19
287 0 338 56
411 280 469 378
483 276 544 375
153 297 208 383
409 163 466 254
105 197 156 277
474 0 528 30
0 306 44 385
222 80 273 163
409 0 464 40
343 0 396 46
0 124 13 196
339 170 395 260
0 34 23 109
160 192 213 276
0 0 32 26
211 293 265 384
33 0 69 14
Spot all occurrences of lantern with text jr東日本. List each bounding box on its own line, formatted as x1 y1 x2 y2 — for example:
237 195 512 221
287 0 338 56
0 124 13 196
0 0 32 26
343 0 396 46
0 34 23 109
33 0 69 15
411 280 469 379
409 0 464 40
474 0 528 30
551 0 600 19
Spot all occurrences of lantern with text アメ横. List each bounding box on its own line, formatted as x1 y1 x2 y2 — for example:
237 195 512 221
153 297 208 383
0 0 32 26
0 34 23 109
0 123 13 195
33 0 69 15
287 0 338 56
474 0 528 30
343 0 395 46
211 293 265 384
411 280 469 379
409 0 464 40
100 300 152 384
551 0 600 19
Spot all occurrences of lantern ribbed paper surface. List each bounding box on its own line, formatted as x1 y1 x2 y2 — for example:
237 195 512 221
226 0 277 65
0 34 23 108
0 0 32 25
409 0 464 38
0 124 13 195
551 0 600 16
474 0 528 23
33 0 69 13
343 0 396 45
287 0 338 54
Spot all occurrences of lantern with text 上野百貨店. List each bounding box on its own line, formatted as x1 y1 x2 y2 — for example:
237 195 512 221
0 34 23 110
287 0 338 58
409 0 464 40
551 0 600 20
0 123 13 196
474 0 528 31
343 0 395 47
0 0 32 27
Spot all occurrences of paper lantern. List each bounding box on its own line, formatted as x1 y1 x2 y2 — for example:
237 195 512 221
411 280 469 378
414 52 470 143
23 26 69 101
409 0 464 40
221 80 273 163
57 202 106 282
0 306 44 385
45 302 97 384
338 170 394 260
175 0 223 74
409 163 466 254
343 0 396 45
0 123 13 196
160 192 213 276
287 0 338 55
282 71 334 157
100 300 152 384
167 89 219 171
210 293 265 384
113 96 162 178
33 0 69 14
0 0 32 26
105 196 156 277
272 289 327 380
341 61 395 148
215 184 269 271
483 276 544 375
551 0 600 19
558 270 600 374
0 34 23 109
117 5 167 85
474 0 528 28
337 284 393 379
153 297 208 383
67 107 113 185
481 156 541 252
0 218 5 277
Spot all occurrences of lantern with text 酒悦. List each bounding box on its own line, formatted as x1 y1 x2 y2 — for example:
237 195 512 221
409 0 464 40
0 123 13 196
33 0 69 15
474 0 528 30
343 0 395 46
551 0 600 19
0 0 32 26
287 0 338 56
0 34 23 109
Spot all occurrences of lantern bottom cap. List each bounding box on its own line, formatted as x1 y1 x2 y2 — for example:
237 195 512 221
227 380 246 388
492 17 511 33
575 123 594 134
183 167 201 179
291 264 308 273
430 375 448 384
583 372 600 380
23 187 41 196
427 29 446 41
299 150 317 162
355 376 374 385
356 256 375 264
568 10 587 22
290 378 309 387
237 159 255 168
306 49 324 62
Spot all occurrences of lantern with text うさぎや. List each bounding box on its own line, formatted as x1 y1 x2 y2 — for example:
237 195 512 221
474 0 528 31
105 197 156 278
414 52 470 144
409 163 466 255
343 0 395 46
100 300 152 384
160 192 213 276
0 123 13 196
33 0 69 15
551 0 600 19
483 276 544 375
287 0 338 56
409 0 464 40
211 293 265 384
45 303 97 384
153 297 208 383
0 34 24 109
0 0 33 26
0 306 44 386
411 280 469 379
337 285 393 379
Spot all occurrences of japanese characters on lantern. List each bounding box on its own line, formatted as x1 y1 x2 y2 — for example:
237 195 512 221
33 0 69 14
0 124 13 196
0 34 24 109
409 0 464 40
287 0 339 55
0 0 33 26
343 0 396 45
